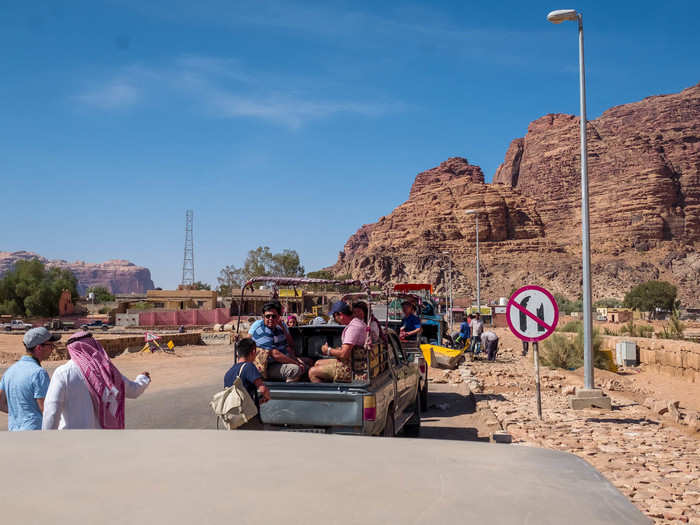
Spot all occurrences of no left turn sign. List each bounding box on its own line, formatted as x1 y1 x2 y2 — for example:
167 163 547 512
506 285 559 342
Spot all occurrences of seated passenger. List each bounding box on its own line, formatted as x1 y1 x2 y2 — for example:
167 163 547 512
249 301 307 382
286 315 298 328
352 301 380 342
399 301 422 342
308 301 367 383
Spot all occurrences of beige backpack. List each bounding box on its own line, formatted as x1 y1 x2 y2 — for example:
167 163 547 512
210 363 258 429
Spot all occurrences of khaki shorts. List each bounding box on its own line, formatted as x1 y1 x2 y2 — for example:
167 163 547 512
314 359 352 383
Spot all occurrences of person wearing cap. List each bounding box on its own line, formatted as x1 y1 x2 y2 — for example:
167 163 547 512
0 327 59 431
42 331 151 430
399 301 422 342
308 301 368 383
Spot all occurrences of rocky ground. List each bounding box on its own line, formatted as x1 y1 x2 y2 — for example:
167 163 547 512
430 329 700 524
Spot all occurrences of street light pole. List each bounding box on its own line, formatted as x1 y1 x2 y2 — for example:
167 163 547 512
441 251 453 330
547 10 602 403
465 210 480 314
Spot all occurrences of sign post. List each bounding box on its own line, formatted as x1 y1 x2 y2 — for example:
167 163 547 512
506 285 559 420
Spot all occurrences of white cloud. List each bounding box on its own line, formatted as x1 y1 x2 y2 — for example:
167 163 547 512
77 81 140 109
75 55 397 127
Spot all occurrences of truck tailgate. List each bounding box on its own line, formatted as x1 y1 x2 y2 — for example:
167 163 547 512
260 386 364 427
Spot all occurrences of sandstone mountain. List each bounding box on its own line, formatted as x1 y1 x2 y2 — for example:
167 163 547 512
0 251 155 295
332 83 700 305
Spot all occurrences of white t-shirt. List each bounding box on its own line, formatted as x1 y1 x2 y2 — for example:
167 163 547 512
42 360 150 430
470 319 484 337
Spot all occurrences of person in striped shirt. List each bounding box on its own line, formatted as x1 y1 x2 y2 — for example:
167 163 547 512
248 301 306 381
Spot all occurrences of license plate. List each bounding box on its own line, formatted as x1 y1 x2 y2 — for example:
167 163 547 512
279 427 327 434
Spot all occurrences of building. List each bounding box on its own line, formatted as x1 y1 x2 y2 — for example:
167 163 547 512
597 307 633 323
145 289 217 310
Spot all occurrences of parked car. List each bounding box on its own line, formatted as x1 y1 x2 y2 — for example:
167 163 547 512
2 319 33 331
81 320 111 331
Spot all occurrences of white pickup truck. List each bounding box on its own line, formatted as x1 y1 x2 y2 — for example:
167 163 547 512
2 320 33 331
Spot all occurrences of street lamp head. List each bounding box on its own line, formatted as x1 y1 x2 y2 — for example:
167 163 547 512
465 209 477 215
547 9 579 23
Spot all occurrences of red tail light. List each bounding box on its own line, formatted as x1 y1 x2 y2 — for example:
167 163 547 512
419 362 427 375
363 395 377 421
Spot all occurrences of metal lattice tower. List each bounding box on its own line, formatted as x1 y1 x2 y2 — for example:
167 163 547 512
181 210 195 286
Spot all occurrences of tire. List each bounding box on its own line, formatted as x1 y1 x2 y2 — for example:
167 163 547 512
382 405 395 437
420 380 429 413
402 393 421 438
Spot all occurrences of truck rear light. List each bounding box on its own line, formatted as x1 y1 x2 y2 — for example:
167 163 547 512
419 362 427 375
363 395 377 421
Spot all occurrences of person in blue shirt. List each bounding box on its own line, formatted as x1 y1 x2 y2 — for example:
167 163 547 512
0 327 60 431
248 301 307 381
223 338 271 430
399 301 422 342
454 317 471 347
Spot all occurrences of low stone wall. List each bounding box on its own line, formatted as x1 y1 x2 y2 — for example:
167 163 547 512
600 335 700 383
51 332 204 360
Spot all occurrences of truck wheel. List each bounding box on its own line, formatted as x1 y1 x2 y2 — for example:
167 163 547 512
420 380 429 413
382 406 395 437
402 395 421 438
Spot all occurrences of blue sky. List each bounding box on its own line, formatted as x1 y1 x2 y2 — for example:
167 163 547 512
1 1 698 289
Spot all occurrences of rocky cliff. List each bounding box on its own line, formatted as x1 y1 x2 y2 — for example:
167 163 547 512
332 83 700 304
0 251 155 295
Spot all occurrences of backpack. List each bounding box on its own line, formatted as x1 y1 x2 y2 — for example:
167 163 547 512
210 363 259 430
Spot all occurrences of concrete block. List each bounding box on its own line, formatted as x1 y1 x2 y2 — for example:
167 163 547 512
492 432 512 444
569 389 612 410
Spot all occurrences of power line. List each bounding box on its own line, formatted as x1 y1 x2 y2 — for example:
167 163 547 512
182 209 194 286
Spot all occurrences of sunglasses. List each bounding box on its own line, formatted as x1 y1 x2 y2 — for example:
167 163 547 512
264 314 279 319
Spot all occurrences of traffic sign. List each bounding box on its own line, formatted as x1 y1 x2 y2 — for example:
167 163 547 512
506 285 559 342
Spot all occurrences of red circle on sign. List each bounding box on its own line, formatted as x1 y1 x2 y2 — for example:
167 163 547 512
506 285 560 342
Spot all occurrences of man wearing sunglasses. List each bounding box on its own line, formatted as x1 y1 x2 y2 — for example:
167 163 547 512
0 327 59 431
249 301 305 382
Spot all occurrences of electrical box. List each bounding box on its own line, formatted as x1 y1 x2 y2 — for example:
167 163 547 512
615 341 638 367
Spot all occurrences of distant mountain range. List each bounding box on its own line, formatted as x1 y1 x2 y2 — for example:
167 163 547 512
0 251 155 295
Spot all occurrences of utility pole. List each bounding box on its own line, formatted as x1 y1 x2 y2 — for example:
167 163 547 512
182 209 195 287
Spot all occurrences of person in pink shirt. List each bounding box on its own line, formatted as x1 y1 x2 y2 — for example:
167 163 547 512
308 302 367 383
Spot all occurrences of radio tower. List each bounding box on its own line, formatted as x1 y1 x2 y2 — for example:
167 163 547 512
181 210 195 287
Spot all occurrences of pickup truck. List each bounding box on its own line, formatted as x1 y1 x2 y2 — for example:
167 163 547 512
383 318 429 411
2 320 33 331
259 324 421 436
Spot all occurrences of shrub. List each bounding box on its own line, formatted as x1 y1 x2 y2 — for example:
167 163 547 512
620 320 653 338
98 306 111 314
657 314 685 340
558 320 582 333
541 326 613 371
602 326 619 336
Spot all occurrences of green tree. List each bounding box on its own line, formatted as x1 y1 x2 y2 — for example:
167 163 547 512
218 247 305 295
552 293 583 315
87 286 114 303
306 270 335 279
0 259 78 317
593 298 622 309
271 249 305 277
623 281 677 319
217 265 245 296
190 281 211 290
